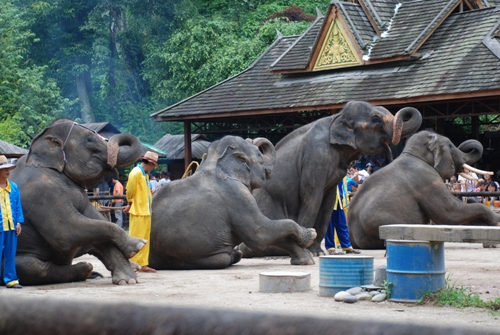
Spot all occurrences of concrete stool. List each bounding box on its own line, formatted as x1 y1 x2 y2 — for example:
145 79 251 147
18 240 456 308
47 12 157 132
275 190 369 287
259 271 311 293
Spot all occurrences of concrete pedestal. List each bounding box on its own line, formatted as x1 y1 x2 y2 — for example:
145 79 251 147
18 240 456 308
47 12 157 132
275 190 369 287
259 271 311 293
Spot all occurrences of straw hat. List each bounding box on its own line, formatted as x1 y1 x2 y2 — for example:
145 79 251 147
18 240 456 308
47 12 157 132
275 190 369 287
0 155 16 170
141 151 159 166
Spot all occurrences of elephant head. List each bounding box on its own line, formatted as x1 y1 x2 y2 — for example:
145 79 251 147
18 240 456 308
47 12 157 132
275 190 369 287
330 101 422 161
26 119 142 188
202 136 276 191
403 131 489 180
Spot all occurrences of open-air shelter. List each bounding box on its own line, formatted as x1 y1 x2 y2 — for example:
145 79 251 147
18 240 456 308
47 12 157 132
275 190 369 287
152 0 500 171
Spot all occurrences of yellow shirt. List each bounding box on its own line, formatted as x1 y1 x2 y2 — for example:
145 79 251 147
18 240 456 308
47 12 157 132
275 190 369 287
126 165 152 216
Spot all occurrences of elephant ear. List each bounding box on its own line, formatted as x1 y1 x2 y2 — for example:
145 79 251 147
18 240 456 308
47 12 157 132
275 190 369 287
329 114 357 149
427 133 453 177
26 130 65 172
215 143 251 189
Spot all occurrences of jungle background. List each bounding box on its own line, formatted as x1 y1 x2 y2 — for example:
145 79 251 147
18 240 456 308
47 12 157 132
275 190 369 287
1 0 333 147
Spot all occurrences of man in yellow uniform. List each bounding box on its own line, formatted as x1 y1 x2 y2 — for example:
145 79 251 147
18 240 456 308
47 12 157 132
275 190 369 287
124 151 158 273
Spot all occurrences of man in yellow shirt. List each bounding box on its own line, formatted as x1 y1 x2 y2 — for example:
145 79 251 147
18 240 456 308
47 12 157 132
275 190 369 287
124 151 158 273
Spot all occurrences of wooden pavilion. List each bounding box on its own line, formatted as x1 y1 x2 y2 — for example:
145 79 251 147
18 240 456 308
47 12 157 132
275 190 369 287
152 0 500 171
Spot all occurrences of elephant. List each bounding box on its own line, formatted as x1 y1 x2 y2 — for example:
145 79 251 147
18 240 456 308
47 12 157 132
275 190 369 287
240 100 422 257
10 119 146 285
149 136 317 269
0 296 493 335
348 130 500 249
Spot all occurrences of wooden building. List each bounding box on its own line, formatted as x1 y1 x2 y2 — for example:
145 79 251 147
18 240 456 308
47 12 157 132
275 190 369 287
152 0 500 171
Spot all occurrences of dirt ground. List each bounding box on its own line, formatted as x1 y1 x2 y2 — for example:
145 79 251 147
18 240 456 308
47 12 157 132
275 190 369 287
2 242 500 333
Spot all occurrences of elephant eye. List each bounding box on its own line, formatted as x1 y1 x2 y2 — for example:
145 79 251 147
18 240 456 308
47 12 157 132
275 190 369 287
372 115 382 124
87 135 96 143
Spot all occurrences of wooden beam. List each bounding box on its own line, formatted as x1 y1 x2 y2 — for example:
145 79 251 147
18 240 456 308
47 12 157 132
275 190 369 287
379 224 500 243
184 122 192 171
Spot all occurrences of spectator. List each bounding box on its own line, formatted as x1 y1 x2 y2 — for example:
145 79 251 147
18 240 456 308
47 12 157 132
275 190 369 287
458 168 479 203
150 172 159 194
365 162 375 176
158 170 171 188
483 173 499 189
0 155 23 288
111 176 124 229
483 181 498 207
123 151 158 273
348 163 369 185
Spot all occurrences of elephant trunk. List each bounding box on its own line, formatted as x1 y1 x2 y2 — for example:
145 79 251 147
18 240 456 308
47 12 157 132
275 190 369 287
391 107 422 145
107 134 143 169
249 137 276 179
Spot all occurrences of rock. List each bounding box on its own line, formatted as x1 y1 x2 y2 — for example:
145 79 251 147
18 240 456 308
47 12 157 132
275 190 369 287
334 291 352 302
355 293 372 301
343 295 358 303
374 265 387 286
346 287 362 295
372 293 387 302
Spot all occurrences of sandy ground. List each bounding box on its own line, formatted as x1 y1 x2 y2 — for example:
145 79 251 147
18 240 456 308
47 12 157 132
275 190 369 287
2 242 500 333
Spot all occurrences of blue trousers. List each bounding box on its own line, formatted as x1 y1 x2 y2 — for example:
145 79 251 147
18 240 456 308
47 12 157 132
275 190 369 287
325 208 352 250
1 229 19 286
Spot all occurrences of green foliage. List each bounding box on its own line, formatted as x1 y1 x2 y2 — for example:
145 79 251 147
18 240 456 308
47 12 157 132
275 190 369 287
419 278 500 312
381 280 392 298
0 0 66 146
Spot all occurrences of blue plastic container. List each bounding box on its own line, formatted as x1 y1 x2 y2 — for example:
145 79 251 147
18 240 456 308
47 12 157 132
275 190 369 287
319 255 374 297
386 240 446 302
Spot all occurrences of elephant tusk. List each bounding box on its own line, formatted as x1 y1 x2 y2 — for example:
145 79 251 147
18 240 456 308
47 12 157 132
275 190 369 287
462 163 493 176
458 172 478 181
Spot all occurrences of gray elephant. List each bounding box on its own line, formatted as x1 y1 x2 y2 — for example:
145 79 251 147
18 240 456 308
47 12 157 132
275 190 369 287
240 100 422 257
348 130 500 249
10 119 146 285
149 136 317 269
0 296 491 335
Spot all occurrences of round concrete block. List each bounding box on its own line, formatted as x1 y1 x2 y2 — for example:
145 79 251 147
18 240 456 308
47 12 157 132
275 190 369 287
259 271 311 293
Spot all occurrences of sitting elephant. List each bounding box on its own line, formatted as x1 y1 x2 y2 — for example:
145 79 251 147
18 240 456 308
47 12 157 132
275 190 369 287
348 130 499 249
149 136 317 269
241 101 422 257
10 119 146 285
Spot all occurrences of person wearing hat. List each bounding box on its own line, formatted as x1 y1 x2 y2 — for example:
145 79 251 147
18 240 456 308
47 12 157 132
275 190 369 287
0 155 24 288
124 151 159 273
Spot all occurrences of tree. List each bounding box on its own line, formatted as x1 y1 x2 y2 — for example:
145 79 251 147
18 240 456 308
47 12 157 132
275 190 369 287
0 0 66 147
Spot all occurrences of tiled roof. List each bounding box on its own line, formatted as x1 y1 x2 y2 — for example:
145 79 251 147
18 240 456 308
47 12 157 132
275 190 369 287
153 6 500 120
154 134 210 160
82 122 121 139
360 0 401 31
0 139 28 156
270 15 325 71
367 0 461 60
339 2 377 50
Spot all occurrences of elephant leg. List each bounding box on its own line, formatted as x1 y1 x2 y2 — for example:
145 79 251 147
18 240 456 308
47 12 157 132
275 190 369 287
87 243 138 285
309 192 337 256
184 249 242 270
16 254 92 286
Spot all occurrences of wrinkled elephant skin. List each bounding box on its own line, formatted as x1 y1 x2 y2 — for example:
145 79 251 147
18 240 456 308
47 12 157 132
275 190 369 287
10 119 144 285
349 131 500 249
149 136 317 269
242 101 422 257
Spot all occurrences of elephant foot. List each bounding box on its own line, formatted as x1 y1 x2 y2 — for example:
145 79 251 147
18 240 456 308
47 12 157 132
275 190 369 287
231 249 243 265
122 237 147 259
307 241 325 256
290 250 315 265
112 269 139 285
76 262 94 280
298 228 317 249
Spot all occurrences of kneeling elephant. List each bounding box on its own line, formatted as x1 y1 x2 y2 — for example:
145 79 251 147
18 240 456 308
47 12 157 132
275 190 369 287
149 136 316 269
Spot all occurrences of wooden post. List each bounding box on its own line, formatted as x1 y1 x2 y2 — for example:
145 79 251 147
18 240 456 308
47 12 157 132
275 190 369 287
184 121 192 171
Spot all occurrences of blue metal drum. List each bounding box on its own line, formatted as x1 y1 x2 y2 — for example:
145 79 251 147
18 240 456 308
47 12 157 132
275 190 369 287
319 255 374 297
386 240 446 302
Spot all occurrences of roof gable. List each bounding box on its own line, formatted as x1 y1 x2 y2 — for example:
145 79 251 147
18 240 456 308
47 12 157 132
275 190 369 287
272 0 491 73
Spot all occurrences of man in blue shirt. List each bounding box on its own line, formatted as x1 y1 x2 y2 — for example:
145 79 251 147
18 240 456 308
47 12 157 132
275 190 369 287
0 155 24 288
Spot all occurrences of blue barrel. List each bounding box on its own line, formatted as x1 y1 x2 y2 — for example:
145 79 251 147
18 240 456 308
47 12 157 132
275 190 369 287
386 240 446 302
319 255 374 297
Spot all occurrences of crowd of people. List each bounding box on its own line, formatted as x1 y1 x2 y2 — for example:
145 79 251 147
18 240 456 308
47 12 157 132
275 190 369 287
445 168 500 206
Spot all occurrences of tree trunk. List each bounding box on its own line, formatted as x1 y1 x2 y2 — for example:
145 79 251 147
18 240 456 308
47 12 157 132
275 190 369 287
76 73 94 123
